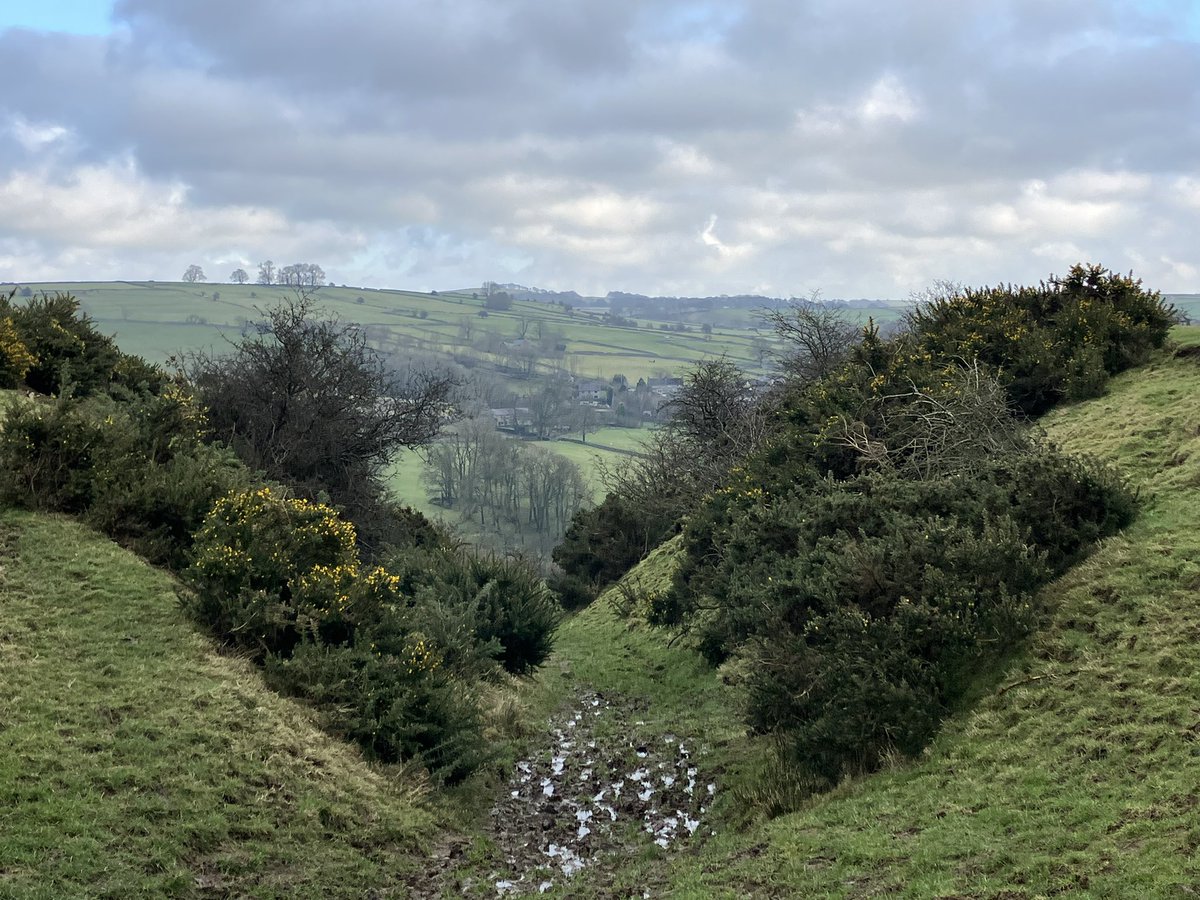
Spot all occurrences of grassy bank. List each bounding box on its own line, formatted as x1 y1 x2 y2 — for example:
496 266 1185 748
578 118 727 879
0 510 432 898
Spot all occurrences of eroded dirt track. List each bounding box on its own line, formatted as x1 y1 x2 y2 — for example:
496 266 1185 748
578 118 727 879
412 689 720 898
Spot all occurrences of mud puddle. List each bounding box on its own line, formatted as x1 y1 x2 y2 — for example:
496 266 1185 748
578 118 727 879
421 688 719 898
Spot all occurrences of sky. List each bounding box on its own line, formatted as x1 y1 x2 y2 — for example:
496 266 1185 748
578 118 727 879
0 1 1198 299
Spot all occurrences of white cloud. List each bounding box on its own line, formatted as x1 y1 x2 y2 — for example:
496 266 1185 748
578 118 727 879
858 73 920 124
699 214 753 263
7 116 70 152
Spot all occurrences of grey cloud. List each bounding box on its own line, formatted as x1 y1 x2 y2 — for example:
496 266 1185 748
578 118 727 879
1 0 1198 295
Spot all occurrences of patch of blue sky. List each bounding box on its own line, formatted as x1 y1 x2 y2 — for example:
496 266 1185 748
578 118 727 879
1130 0 1200 39
635 1 743 46
0 0 113 36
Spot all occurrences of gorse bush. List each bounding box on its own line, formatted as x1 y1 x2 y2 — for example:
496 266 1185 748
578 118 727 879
186 487 360 657
1 292 123 396
186 489 549 780
0 395 113 513
265 640 486 784
454 554 560 675
185 487 490 779
907 264 1177 415
386 548 561 676
645 264 1151 788
0 310 36 387
0 386 251 568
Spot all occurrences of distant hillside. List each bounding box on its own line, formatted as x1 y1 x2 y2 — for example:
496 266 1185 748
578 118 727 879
4 280 781 382
1167 293 1200 322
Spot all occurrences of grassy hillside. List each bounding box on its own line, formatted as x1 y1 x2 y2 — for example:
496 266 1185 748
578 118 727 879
12 281 775 382
514 332 1200 897
0 510 433 898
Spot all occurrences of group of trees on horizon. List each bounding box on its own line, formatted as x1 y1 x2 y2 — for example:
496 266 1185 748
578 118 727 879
181 260 327 287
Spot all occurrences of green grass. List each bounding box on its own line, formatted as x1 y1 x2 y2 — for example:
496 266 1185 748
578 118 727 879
516 338 1200 897
16 281 904 386
0 510 434 898
556 425 651 454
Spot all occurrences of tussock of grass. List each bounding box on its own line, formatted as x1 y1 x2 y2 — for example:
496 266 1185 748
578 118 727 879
0 510 432 898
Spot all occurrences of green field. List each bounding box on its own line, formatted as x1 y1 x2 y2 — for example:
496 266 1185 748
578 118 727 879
10 281 912 387
11 281 783 382
386 426 646 524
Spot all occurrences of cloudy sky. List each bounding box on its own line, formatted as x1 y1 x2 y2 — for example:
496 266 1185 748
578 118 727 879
1 0 1198 298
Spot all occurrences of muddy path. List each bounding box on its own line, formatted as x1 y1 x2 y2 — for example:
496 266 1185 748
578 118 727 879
411 688 721 898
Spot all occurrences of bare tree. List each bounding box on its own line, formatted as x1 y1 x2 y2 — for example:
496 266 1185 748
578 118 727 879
835 361 1026 480
183 264 206 283
665 357 768 458
278 262 326 288
599 357 771 536
187 295 456 527
761 297 859 382
256 260 276 285
528 375 573 439
230 268 249 284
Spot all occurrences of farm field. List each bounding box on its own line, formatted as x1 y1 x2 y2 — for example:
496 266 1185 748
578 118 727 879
8 280 910 384
386 426 644 517
10 281 782 381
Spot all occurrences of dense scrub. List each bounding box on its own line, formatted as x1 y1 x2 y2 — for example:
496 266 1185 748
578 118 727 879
550 491 669 609
907 264 1175 415
634 265 1173 785
0 291 558 783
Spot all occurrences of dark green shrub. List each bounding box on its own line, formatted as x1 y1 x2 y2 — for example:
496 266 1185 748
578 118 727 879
0 383 250 568
547 570 598 611
352 493 455 560
429 553 560 675
189 492 495 781
1000 446 1137 570
88 441 251 568
907 264 1177 415
387 543 563 678
6 293 122 396
0 395 116 513
265 639 487 784
552 493 664 604
661 431 1127 781
743 605 948 782
107 353 172 399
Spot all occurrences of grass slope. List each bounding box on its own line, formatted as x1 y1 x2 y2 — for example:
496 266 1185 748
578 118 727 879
532 335 1200 897
0 510 432 899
